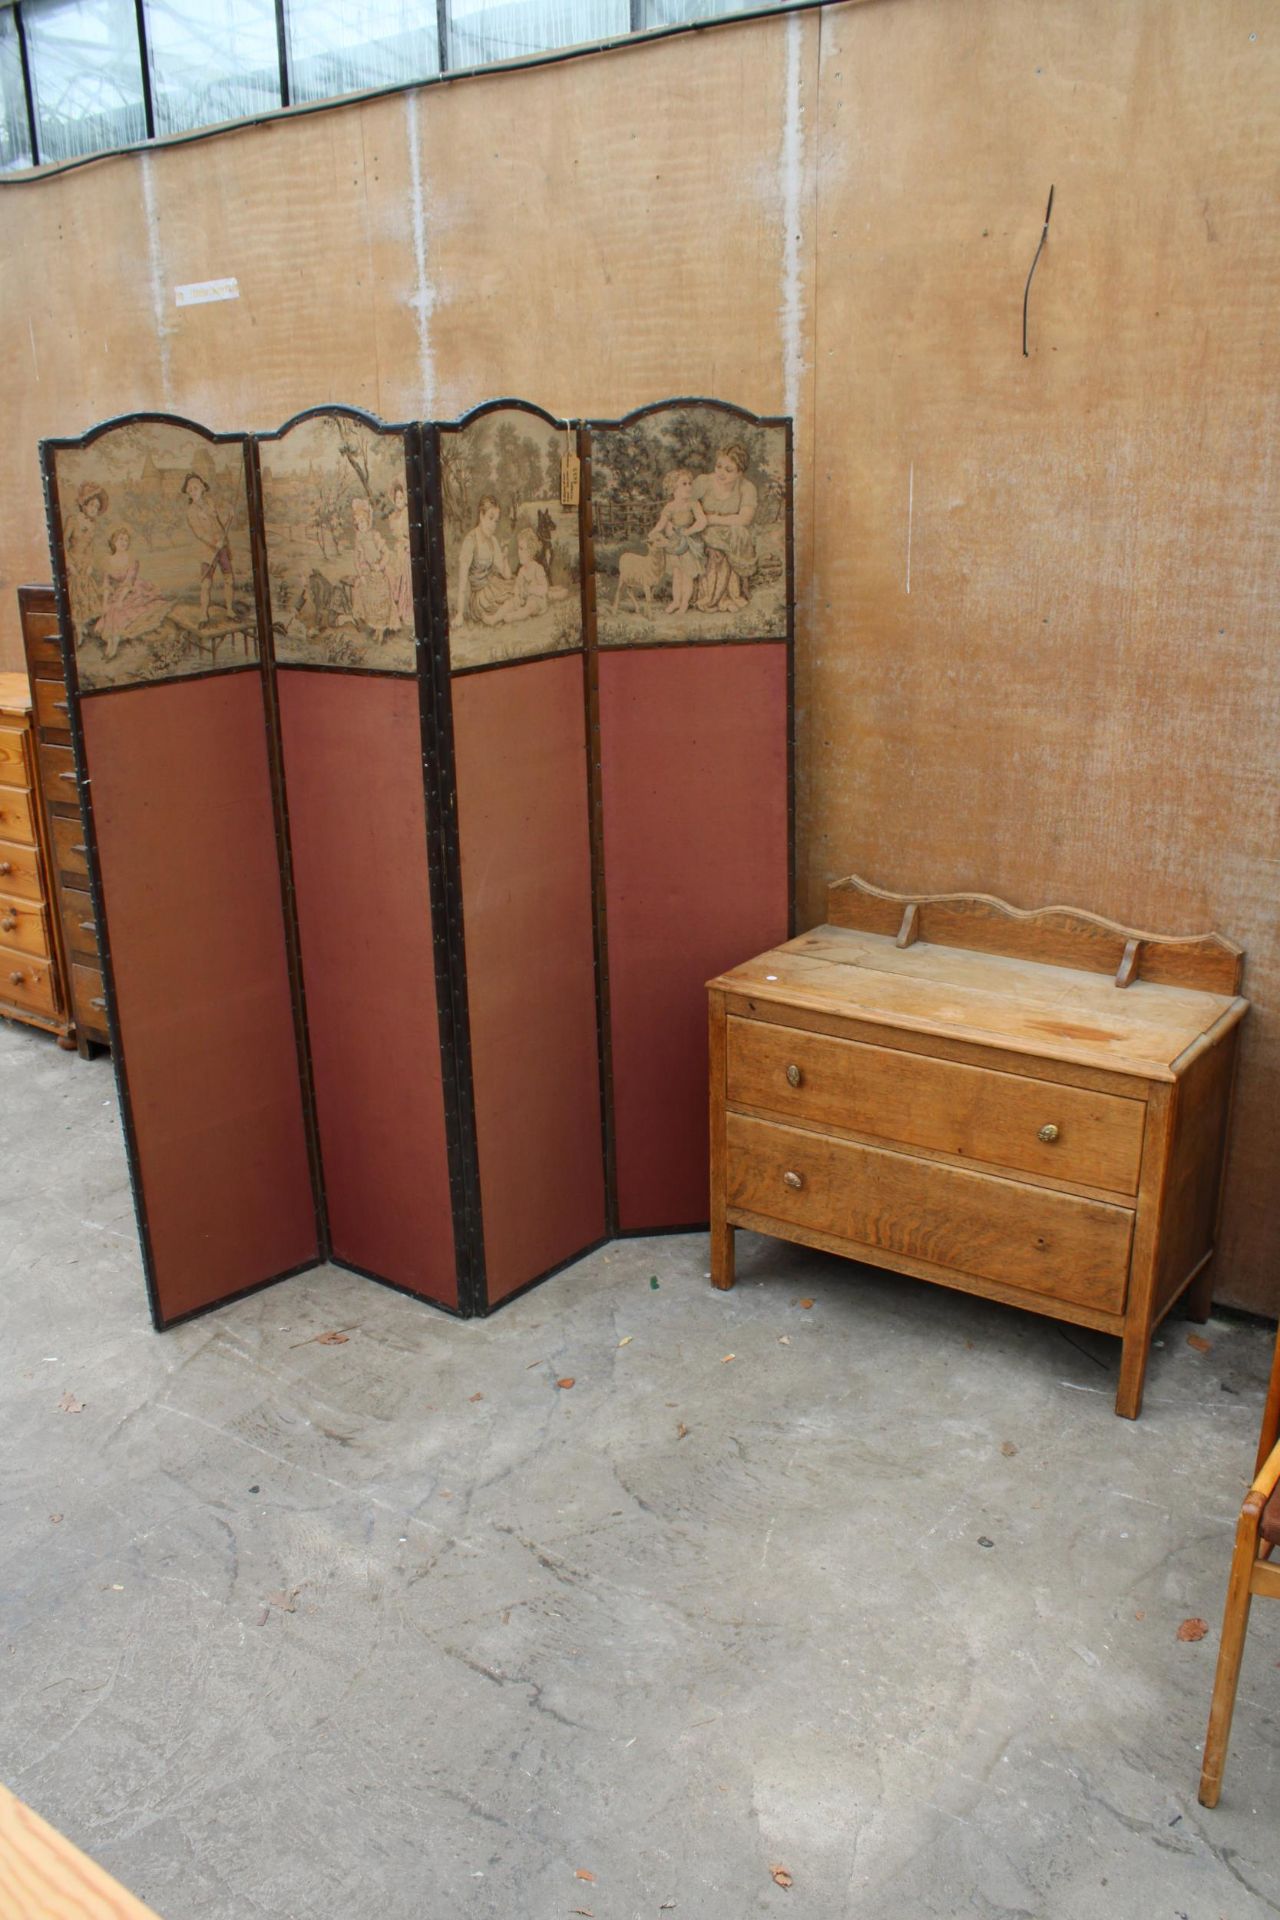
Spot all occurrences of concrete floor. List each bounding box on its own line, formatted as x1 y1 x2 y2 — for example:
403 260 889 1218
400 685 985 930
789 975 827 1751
2 1015 1278 1920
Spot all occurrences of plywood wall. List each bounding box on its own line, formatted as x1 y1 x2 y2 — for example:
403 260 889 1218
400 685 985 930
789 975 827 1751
2 0 1276 1312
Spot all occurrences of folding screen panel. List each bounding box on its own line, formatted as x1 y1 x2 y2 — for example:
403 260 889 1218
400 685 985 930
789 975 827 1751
425 403 607 1307
584 402 793 1231
255 409 462 1309
41 395 792 1329
42 416 322 1326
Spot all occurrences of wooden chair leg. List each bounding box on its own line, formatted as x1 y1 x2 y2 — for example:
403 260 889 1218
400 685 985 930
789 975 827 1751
1255 1322 1280 1477
1198 1509 1261 1807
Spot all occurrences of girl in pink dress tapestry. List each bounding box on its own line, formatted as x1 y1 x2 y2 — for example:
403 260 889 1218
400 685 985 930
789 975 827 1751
99 529 170 661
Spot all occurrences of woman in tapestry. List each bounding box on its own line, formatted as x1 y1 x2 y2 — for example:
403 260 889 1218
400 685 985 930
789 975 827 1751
387 482 413 631
99 528 171 660
455 494 515 627
693 442 758 612
349 497 396 641
66 481 108 642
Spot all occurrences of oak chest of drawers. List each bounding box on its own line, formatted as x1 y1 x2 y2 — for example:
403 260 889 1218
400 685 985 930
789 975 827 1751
708 878 1248 1418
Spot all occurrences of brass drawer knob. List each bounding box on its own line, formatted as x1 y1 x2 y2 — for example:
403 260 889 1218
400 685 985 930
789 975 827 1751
783 1169 804 1190
1038 1123 1060 1144
1 912 15 932
58 771 79 784
785 1063 803 1088
79 919 96 933
0 862 10 876
90 997 107 1011
9 969 23 985
71 843 87 856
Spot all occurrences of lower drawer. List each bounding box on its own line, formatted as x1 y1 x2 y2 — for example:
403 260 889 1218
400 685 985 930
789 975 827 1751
72 960 110 1040
0 947 57 1019
725 1111 1133 1315
0 895 51 957
37 740 79 802
0 838 43 902
58 884 100 964
51 814 91 884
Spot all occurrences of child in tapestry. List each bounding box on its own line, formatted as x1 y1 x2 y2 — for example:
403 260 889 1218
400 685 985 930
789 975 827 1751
648 468 707 617
182 472 236 623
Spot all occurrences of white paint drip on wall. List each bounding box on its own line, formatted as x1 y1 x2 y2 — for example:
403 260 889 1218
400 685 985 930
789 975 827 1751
139 153 173 408
27 318 38 382
780 11 805 424
906 463 914 594
405 91 436 416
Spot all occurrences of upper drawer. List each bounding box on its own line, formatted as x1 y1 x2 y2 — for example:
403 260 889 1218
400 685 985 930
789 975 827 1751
25 626 63 675
33 677 72 737
0 838 43 902
726 1016 1146 1196
0 726 28 790
0 787 34 844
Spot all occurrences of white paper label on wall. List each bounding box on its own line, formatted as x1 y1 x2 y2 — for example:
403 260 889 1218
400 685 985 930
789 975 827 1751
174 278 240 308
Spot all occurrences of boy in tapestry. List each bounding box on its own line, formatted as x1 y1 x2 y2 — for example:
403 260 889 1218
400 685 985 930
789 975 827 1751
182 471 236 623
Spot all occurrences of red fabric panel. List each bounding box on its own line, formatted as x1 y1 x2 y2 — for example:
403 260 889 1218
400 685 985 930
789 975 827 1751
278 672 457 1306
82 674 318 1322
599 644 790 1230
453 656 605 1303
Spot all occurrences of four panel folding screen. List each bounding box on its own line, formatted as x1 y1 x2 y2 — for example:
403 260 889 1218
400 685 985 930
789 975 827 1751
41 399 794 1326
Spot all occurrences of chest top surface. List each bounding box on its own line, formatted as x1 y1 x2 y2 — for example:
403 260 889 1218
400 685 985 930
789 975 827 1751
710 925 1247 1082
0 671 33 718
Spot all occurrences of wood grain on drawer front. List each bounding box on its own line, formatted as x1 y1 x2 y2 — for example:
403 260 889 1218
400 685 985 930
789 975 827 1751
51 814 90 881
725 1112 1133 1314
0 948 57 1017
726 1016 1145 1195
0 728 28 788
0 838 42 901
0 896 51 958
0 787 34 843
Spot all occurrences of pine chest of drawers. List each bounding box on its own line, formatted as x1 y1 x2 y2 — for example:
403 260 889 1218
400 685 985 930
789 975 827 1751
19 585 110 1054
708 878 1248 1418
0 671 71 1045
